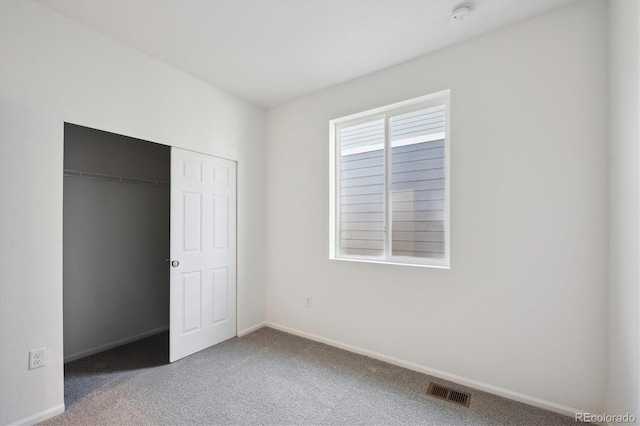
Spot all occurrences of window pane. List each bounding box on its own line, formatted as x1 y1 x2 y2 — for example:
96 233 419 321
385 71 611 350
339 118 385 257
390 105 446 259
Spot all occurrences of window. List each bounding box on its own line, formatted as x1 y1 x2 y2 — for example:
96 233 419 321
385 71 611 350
329 91 450 268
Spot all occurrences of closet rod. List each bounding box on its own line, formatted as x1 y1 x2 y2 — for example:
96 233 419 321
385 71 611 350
63 169 170 188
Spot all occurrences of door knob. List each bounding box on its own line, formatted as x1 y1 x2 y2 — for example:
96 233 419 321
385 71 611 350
171 260 179 267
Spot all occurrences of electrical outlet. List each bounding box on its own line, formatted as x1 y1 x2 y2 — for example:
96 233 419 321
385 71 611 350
29 348 46 370
306 297 311 308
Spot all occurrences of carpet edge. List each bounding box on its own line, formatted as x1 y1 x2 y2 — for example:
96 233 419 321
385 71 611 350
264 321 588 421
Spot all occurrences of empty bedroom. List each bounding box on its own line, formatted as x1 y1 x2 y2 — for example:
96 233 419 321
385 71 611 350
0 0 638 425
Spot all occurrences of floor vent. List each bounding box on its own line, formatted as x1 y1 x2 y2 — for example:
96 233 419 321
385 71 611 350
427 383 471 407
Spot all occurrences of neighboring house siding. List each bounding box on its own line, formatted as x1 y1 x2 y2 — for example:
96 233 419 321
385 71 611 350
339 139 445 257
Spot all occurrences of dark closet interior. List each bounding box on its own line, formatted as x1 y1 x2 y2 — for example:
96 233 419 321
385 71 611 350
63 123 171 364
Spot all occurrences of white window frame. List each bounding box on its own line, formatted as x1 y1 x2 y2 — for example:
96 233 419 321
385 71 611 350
329 90 450 269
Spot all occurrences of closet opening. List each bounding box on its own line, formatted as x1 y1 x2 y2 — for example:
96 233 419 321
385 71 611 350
63 123 170 408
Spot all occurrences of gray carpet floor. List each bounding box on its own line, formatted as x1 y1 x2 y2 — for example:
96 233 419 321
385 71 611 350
42 327 579 425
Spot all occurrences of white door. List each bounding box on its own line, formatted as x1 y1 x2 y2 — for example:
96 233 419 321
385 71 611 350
169 147 236 363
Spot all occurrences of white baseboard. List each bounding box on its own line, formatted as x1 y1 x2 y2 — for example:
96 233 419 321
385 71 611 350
238 322 266 337
265 321 587 420
64 326 169 363
9 403 65 426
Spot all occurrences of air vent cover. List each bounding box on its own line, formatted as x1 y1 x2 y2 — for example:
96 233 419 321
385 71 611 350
427 383 471 407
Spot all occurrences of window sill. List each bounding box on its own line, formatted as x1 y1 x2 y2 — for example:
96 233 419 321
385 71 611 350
330 256 450 269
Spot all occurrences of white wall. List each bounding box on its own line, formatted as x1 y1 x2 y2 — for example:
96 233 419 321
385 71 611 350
266 0 608 415
608 0 640 423
0 1 266 424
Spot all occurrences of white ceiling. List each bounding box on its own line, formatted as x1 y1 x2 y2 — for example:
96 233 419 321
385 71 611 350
37 0 577 108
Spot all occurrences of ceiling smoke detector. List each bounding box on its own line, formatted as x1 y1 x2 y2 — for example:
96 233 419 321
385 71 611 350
449 5 471 22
